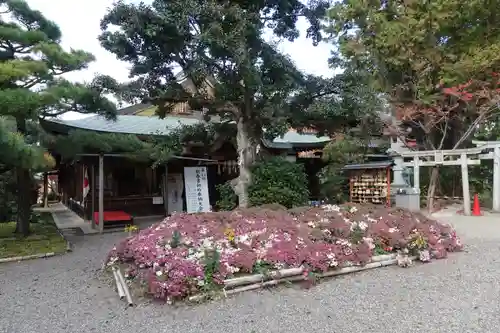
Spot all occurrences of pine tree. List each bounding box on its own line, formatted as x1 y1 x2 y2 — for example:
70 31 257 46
99 0 381 207
0 0 117 236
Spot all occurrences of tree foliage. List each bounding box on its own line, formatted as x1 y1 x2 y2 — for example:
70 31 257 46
98 0 382 207
319 134 373 202
326 0 500 209
0 0 117 234
248 157 309 208
327 0 500 148
0 169 16 222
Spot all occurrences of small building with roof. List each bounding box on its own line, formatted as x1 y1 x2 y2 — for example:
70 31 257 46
40 105 348 230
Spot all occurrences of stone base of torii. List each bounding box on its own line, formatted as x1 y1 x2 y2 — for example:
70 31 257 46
388 139 500 216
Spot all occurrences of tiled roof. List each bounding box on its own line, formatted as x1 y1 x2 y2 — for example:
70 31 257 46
44 115 202 135
117 104 153 115
42 115 333 148
342 160 393 170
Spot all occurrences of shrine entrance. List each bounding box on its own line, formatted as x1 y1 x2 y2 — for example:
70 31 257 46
392 141 500 216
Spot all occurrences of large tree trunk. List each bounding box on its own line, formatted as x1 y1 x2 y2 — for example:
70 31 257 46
426 166 439 213
14 117 31 237
232 117 256 208
43 172 48 208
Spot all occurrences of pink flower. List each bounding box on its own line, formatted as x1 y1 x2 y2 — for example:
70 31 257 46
106 204 464 301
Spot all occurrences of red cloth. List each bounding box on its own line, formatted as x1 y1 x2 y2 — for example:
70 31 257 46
93 211 133 224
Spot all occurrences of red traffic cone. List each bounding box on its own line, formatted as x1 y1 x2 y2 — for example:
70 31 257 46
472 193 482 216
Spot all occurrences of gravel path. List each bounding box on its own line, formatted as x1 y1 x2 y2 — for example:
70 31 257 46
1 215 499 333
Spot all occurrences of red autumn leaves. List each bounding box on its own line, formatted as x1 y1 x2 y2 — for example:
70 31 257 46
395 73 500 123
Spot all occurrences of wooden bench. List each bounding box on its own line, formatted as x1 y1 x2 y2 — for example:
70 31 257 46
93 211 134 229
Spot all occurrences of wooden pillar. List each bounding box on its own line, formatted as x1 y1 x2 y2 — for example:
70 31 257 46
386 167 391 206
81 162 85 204
43 172 48 208
413 157 420 192
98 154 104 233
91 164 96 229
493 146 500 212
162 165 169 216
461 153 471 216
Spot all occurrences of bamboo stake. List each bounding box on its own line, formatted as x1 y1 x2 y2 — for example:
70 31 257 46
112 268 125 299
114 267 134 306
224 254 397 289
188 254 416 302
224 267 303 288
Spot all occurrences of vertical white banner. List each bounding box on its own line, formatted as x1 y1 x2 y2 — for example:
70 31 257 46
183 166 210 213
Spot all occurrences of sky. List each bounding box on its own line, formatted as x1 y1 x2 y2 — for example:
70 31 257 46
26 0 335 120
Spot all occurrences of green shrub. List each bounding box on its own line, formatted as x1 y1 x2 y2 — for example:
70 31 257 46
248 157 309 208
216 157 310 210
215 181 237 211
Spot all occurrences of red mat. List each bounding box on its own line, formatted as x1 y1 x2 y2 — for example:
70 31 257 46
93 211 133 225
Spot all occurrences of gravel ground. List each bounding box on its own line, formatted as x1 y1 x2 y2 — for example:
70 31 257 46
1 215 500 333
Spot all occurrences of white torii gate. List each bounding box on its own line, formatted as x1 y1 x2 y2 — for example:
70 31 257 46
390 139 500 215
472 140 500 212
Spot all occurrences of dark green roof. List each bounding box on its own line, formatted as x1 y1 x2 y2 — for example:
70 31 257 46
42 115 201 135
40 115 332 149
343 160 393 170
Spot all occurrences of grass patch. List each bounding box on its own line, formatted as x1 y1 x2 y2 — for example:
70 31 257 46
0 212 67 259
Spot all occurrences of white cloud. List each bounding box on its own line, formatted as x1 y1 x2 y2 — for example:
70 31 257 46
26 0 333 120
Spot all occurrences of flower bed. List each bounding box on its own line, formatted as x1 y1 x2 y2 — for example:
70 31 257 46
106 204 463 303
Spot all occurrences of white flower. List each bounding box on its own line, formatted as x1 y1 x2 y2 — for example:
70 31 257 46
418 249 430 262
363 237 375 250
201 237 214 249
197 279 205 286
327 253 338 267
236 234 251 246
349 206 358 213
307 221 316 228
250 228 267 237
274 262 285 270
224 262 240 274
322 204 340 212
388 227 398 233
199 226 209 235
156 270 163 277
358 221 368 231
336 239 352 247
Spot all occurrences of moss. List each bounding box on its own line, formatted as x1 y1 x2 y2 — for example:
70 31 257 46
0 212 67 259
